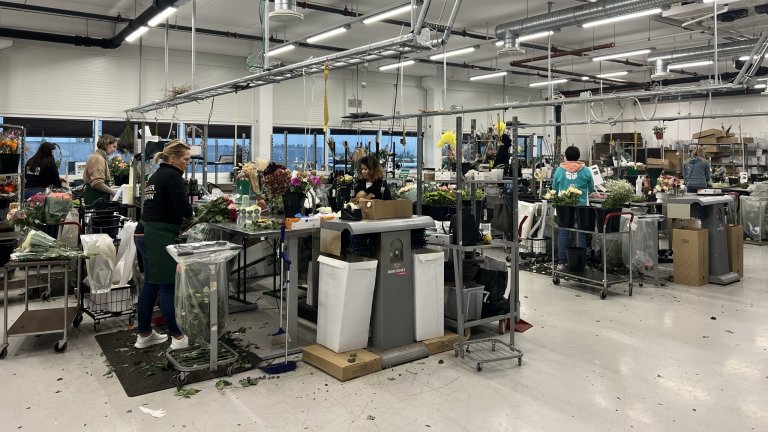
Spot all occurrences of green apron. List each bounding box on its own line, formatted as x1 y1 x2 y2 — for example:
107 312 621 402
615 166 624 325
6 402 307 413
83 184 112 205
143 221 181 284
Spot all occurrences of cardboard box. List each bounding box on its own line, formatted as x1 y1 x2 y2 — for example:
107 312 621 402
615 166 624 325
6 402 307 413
726 224 744 277
673 228 709 286
320 228 342 257
423 331 460 355
302 344 382 382
359 199 413 220
285 216 321 230
742 137 755 144
667 153 684 172
646 158 670 168
693 128 725 139
716 136 738 144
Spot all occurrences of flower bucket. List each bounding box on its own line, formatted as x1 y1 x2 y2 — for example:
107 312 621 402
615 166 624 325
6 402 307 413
0 154 20 174
596 207 622 233
556 205 576 228
655 192 669 203
576 206 597 232
283 191 305 217
566 247 586 273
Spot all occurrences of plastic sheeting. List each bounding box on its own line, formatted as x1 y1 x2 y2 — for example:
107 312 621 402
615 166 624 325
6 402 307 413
622 215 662 275
740 196 768 241
166 241 241 345
81 234 116 294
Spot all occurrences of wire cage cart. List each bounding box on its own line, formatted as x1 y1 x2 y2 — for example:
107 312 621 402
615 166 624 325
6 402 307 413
2 257 81 359
165 241 243 384
78 200 125 238
79 284 135 332
551 209 635 300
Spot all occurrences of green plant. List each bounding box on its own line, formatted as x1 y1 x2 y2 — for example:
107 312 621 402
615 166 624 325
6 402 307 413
652 124 667 134
603 179 634 209
461 187 485 201
422 190 456 206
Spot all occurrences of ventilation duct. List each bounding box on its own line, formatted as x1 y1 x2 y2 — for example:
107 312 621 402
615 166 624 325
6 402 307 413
648 39 757 63
494 0 680 41
717 8 749 22
497 30 524 55
651 58 672 80
270 0 304 22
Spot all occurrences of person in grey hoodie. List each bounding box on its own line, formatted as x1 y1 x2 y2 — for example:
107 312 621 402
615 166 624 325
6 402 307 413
683 146 710 193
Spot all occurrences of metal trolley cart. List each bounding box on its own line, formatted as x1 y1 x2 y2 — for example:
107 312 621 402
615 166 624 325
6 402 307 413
164 241 242 384
79 283 136 332
1 258 81 358
552 210 634 299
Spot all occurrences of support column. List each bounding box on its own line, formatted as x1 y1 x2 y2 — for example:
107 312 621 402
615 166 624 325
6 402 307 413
420 75 444 169
253 85 274 159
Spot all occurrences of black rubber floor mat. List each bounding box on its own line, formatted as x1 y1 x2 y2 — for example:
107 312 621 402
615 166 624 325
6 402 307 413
95 328 262 397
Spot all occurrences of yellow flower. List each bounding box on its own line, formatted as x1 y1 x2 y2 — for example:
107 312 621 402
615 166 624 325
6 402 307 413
495 120 506 136
436 130 457 148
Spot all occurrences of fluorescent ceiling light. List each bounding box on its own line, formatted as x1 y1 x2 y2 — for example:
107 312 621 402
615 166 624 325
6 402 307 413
596 71 629 78
667 60 713 69
429 46 477 60
333 62 347 67
125 26 149 43
363 5 414 24
581 76 591 80
378 59 415 71
757 77 768 81
306 26 349 44
738 54 768 61
495 40 504 46
592 49 651 62
269 44 296 56
754 84 767 89
704 0 738 2
147 7 177 27
582 8 662 28
469 71 507 81
518 31 554 42
348 58 364 63
529 78 568 87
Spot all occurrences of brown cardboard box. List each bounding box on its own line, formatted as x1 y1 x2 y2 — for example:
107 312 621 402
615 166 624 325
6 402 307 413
726 224 744 277
359 199 413 220
673 228 709 286
693 128 725 139
423 331 460 355
697 137 719 145
646 158 670 168
742 137 755 144
302 344 382 382
701 144 727 153
667 153 684 172
320 228 342 257
716 136 738 144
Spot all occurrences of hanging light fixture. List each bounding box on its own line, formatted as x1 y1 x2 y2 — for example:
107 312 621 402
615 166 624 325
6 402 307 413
378 60 415 71
529 78 568 87
306 25 351 44
469 71 508 81
363 5 415 24
270 0 304 21
429 46 478 60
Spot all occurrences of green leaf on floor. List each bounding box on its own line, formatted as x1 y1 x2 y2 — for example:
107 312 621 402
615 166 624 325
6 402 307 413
175 386 201 399
215 379 233 390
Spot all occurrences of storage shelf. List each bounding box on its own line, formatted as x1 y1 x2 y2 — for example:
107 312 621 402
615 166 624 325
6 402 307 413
8 307 79 336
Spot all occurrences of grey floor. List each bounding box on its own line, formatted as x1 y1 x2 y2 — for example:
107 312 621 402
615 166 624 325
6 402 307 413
1 244 767 432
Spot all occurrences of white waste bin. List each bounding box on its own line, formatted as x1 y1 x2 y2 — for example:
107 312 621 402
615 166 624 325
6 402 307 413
412 249 445 341
316 255 378 353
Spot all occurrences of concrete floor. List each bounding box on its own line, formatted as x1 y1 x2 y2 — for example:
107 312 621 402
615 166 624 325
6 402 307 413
1 244 767 432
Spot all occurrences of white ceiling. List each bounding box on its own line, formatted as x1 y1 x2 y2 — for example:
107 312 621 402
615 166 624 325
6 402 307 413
1 0 767 90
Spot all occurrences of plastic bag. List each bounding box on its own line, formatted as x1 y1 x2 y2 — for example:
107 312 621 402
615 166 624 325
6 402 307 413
81 234 116 294
58 209 80 249
166 241 241 345
186 223 216 243
44 189 73 224
112 221 137 286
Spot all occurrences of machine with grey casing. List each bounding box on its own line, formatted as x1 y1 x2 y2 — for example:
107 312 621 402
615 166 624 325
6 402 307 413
667 195 740 285
321 216 435 356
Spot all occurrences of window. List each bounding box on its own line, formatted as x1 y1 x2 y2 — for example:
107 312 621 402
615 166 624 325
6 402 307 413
3 117 95 175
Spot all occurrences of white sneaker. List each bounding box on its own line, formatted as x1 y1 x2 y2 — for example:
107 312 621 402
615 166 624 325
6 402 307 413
170 335 189 350
134 330 169 349
555 263 567 272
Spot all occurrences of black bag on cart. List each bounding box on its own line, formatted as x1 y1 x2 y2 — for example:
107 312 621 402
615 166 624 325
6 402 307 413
449 211 482 246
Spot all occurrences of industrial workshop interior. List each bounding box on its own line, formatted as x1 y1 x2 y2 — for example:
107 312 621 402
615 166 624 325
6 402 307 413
2 0 768 430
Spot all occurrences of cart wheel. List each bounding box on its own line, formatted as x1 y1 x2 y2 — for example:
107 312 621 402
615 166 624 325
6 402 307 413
54 341 67 353
93 322 99 333
600 291 607 300
128 314 134 325
41 291 50 301
491 341 497 352
227 364 234 377
552 276 560 285
476 363 483 372
464 328 471 339
638 282 643 287
176 373 188 385
72 313 83 328
0 347 7 360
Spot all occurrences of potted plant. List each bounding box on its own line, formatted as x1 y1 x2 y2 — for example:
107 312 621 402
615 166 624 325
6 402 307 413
652 124 667 140
108 156 130 186
544 187 582 228
599 179 634 232
0 128 21 174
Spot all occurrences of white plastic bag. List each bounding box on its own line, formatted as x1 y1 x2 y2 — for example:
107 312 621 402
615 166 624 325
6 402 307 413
81 234 116 294
59 209 80 249
112 221 137 286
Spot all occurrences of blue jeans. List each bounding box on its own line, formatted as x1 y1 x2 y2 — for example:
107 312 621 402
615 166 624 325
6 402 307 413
134 234 181 336
558 228 588 264
24 187 46 200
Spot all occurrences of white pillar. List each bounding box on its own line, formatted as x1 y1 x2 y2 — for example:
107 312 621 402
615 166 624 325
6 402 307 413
253 84 274 159
420 75 444 169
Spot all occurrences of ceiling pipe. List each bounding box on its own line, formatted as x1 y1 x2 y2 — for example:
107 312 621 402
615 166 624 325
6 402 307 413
510 43 615 65
508 63 641 86
0 0 125 23
494 0 680 40
648 38 758 62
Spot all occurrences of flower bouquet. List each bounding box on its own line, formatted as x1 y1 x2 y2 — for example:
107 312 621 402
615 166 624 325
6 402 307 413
11 228 86 261
0 128 20 154
108 156 130 185
544 186 583 207
8 193 46 228
182 195 235 232
653 175 681 193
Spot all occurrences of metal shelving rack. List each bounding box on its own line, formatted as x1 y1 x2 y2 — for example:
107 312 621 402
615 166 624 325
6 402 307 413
0 123 25 206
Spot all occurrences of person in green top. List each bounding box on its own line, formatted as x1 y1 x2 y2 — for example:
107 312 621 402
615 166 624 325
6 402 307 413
134 140 193 349
552 146 595 271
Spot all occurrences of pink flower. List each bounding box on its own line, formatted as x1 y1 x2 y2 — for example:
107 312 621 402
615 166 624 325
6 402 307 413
28 193 45 206
310 176 321 186
290 177 301 186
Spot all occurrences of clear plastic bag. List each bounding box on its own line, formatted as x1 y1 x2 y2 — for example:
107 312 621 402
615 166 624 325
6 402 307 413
740 196 768 240
166 241 241 345
186 223 215 243
81 234 116 294
113 221 137 286
44 188 73 224
58 209 80 249
622 215 661 274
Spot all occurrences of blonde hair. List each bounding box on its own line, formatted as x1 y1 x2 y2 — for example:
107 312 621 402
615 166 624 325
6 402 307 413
97 134 117 151
691 146 706 158
154 140 191 163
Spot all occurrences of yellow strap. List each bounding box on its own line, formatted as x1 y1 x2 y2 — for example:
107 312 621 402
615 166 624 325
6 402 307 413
323 63 330 132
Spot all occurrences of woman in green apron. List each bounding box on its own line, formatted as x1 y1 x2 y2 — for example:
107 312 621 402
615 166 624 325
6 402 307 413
83 135 117 205
133 140 193 349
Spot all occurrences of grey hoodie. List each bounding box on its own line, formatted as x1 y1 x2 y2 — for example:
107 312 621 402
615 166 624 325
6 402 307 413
683 156 710 189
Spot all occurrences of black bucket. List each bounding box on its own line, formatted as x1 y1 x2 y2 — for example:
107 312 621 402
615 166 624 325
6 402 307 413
556 205 576 228
566 247 586 273
90 214 120 238
576 206 597 232
596 207 622 233
0 239 15 267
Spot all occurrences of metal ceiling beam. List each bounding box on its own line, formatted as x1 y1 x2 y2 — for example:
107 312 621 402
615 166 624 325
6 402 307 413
519 109 768 129
510 43 616 65
508 63 643 86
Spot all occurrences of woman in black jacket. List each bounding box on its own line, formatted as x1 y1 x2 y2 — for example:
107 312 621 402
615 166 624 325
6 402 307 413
354 155 391 200
24 142 61 199
134 140 193 350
